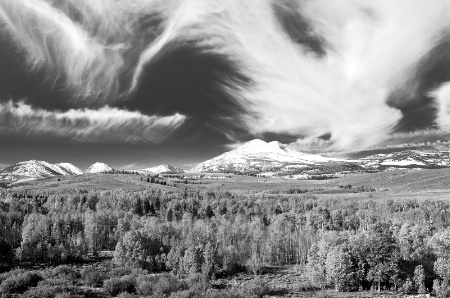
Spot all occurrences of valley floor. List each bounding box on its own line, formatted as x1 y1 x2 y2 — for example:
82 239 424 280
11 168 450 202
2 169 450 297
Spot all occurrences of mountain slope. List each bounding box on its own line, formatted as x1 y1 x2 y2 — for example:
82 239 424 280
85 162 114 173
57 163 84 175
360 150 450 169
189 139 342 174
138 165 184 174
0 160 83 181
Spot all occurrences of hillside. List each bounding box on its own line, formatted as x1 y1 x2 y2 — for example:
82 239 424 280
189 139 342 174
85 162 114 173
333 168 450 192
189 140 450 176
138 164 184 174
361 150 450 169
0 160 82 183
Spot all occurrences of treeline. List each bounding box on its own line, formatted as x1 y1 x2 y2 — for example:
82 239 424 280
2 188 450 295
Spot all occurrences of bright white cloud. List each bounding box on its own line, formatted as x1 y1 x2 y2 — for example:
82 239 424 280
0 0 131 101
0 101 186 143
3 0 450 150
129 0 450 150
431 82 450 131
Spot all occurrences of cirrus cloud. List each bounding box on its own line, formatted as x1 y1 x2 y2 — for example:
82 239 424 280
2 0 450 152
0 101 186 143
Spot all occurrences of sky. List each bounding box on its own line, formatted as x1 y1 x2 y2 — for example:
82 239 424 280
2 0 450 170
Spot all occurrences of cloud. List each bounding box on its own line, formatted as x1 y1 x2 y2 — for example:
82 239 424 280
431 82 450 130
230 0 450 150
288 128 450 157
3 0 450 151
0 101 186 143
128 0 450 150
0 0 127 101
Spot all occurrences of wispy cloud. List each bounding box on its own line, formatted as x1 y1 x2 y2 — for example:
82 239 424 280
0 101 186 143
129 0 450 150
3 0 450 151
431 82 450 131
0 0 129 101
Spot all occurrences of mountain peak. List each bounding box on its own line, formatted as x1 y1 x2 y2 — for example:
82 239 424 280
189 139 340 174
138 164 184 174
0 160 82 181
233 139 290 155
85 162 114 174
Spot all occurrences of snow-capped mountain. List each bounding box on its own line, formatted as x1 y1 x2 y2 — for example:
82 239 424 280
189 139 342 174
138 165 184 174
56 163 84 175
360 150 450 170
85 162 114 173
0 160 83 181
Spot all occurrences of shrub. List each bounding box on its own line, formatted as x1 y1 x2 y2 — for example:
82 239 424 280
169 289 197 298
0 269 26 284
239 278 271 298
117 292 134 298
136 274 160 295
81 266 105 287
55 294 84 298
200 289 245 298
103 275 136 296
434 278 450 298
153 275 187 297
187 274 210 293
109 267 132 278
50 266 79 282
0 272 42 294
38 278 73 288
401 278 414 294
22 285 63 298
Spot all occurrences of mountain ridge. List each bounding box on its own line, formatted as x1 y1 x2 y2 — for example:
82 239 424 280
0 160 83 182
85 162 114 174
188 139 343 175
2 143 450 183
189 140 450 175
137 164 184 174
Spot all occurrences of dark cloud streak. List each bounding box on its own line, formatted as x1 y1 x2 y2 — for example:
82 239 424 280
124 40 252 144
388 35 450 133
272 0 327 57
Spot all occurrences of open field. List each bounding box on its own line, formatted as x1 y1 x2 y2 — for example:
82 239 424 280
10 168 450 202
11 173 177 192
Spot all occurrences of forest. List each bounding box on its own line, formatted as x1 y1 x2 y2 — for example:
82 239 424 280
1 179 450 297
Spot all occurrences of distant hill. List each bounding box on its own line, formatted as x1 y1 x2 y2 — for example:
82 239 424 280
0 160 83 182
85 162 114 174
189 139 343 175
137 165 184 174
189 140 450 175
360 150 450 170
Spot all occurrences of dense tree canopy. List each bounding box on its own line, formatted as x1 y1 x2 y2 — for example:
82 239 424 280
2 185 450 294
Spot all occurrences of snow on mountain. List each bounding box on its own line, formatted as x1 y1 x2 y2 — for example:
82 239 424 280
85 162 114 173
360 150 450 169
0 160 83 181
189 139 342 174
138 165 184 174
57 163 84 175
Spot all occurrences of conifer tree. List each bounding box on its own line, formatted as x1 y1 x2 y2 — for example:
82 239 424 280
414 265 427 294
202 241 217 280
